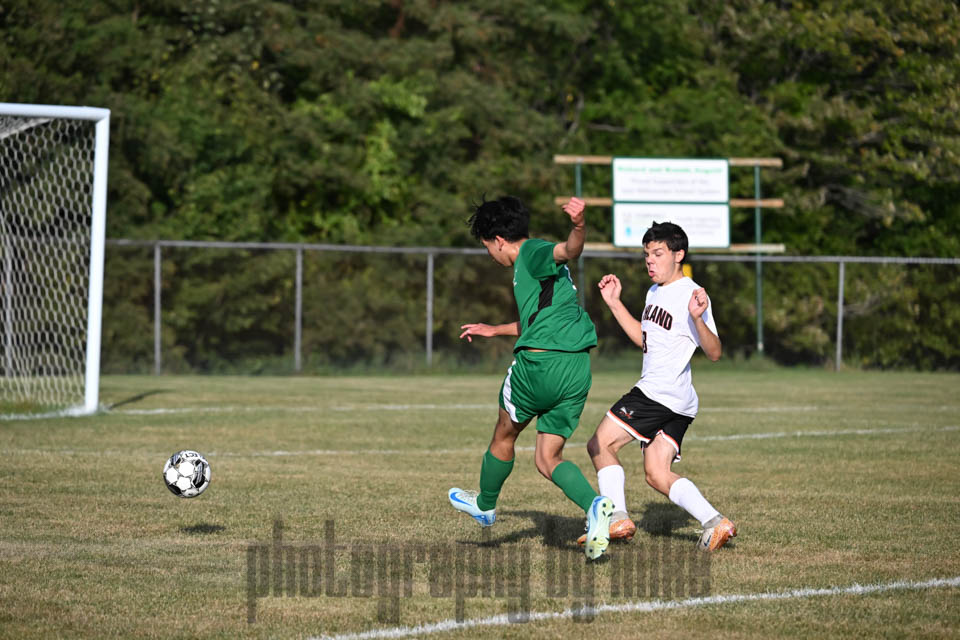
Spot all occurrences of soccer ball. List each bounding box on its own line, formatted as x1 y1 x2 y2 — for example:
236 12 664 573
163 450 211 498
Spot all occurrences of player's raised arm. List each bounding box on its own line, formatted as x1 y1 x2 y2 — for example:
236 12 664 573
598 274 645 348
459 321 521 343
688 287 722 361
553 197 586 264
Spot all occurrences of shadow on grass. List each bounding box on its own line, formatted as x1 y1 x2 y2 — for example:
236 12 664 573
180 523 226 535
106 389 170 410
637 502 699 542
501 510 583 550
458 510 628 553
455 503 708 551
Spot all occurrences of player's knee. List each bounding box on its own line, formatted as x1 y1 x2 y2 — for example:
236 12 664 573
586 434 601 458
492 421 512 441
645 468 667 492
587 429 622 459
534 451 561 479
534 457 552 479
644 467 656 487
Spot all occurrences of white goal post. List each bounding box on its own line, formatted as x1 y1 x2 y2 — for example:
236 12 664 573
0 103 110 415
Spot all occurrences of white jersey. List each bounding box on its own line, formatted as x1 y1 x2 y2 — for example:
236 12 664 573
635 276 718 418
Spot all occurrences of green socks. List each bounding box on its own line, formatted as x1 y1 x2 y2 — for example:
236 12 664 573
476 451 596 514
477 448 514 511
550 460 598 513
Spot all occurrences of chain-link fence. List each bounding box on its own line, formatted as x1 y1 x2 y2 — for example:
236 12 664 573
101 240 960 374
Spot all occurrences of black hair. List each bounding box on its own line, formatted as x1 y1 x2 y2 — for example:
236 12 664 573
642 221 689 262
467 195 530 242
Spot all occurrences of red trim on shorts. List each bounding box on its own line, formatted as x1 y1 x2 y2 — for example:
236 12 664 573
606 410 652 443
655 430 680 455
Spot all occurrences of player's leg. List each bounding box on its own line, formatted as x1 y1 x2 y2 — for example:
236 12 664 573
534 431 596 509
538 428 614 560
525 350 596 509
587 414 635 468
531 351 614 560
480 407 529 509
532 392 601 517
585 387 670 541
644 434 737 551
449 408 529 526
450 356 536 526
641 434 684 496
585 416 638 541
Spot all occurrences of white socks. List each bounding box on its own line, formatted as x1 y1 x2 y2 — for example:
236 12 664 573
597 465 627 514
668 477 720 526
597 466 721 527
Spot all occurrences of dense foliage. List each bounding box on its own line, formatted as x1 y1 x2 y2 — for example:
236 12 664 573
2 0 958 370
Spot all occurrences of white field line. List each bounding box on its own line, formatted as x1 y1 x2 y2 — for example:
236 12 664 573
0 404 491 420
212 425 959 457
4 402 957 421
1 426 956 458
309 576 960 640
692 424 959 442
0 404 862 420
115 404 492 415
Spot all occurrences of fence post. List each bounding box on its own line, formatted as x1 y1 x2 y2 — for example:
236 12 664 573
426 252 435 367
154 243 162 375
836 260 845 371
294 247 303 373
754 165 764 354
575 161 586 308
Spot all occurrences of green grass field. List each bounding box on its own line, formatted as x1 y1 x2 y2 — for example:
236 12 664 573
1 366 959 639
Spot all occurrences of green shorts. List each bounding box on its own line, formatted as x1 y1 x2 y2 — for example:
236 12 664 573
498 349 592 439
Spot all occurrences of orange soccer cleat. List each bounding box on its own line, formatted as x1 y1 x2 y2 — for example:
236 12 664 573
697 517 737 551
577 515 636 546
609 517 638 541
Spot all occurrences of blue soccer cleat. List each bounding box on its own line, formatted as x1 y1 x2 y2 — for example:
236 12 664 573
583 496 615 560
448 488 496 527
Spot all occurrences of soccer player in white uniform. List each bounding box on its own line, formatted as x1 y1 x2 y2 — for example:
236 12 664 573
579 221 737 551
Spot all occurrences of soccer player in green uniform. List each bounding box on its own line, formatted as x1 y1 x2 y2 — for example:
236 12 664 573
448 195 615 560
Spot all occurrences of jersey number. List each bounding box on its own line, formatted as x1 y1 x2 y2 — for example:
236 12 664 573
641 330 647 353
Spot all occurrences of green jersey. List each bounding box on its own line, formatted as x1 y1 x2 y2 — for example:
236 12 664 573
512 238 597 353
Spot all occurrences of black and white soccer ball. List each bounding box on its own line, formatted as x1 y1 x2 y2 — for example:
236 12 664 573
163 450 211 498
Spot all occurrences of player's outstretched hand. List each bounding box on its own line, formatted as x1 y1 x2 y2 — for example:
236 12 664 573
562 197 585 226
460 323 497 343
598 273 622 306
688 287 709 318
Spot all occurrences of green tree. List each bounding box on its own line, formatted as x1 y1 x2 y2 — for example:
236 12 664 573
2 0 958 370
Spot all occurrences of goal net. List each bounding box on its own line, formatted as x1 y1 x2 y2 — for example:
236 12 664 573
0 104 110 416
